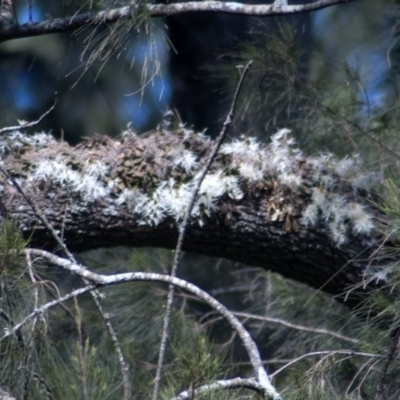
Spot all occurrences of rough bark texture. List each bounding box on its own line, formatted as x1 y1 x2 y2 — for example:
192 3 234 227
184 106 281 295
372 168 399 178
0 127 392 310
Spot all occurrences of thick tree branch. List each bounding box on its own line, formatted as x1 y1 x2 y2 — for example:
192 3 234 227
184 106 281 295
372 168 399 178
0 127 392 310
0 0 356 42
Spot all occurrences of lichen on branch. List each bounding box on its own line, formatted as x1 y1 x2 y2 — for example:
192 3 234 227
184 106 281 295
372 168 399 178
0 126 377 247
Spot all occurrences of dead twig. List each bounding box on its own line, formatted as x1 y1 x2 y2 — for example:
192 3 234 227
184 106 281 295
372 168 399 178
0 98 58 134
152 60 253 400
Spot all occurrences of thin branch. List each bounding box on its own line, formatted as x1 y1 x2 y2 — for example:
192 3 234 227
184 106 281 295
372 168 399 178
0 98 58 134
0 0 357 42
152 60 253 400
25 251 41 335
270 350 391 378
1 283 97 341
234 311 360 344
23 248 282 400
171 377 265 399
0 165 132 400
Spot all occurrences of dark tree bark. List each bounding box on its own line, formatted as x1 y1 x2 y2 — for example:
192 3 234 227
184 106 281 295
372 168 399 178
0 128 391 310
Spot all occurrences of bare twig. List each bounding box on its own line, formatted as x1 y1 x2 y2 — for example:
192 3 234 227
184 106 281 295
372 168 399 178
1 283 97 341
22 248 282 400
0 165 131 399
25 251 42 334
171 377 265 399
0 98 58 134
0 0 357 42
234 311 360 344
152 60 253 400
270 350 392 379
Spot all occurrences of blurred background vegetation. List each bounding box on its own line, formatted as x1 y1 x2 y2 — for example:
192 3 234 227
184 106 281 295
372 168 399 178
2 0 400 398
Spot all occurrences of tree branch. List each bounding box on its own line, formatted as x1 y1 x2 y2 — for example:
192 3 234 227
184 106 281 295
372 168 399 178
233 311 360 344
0 0 357 42
15 249 282 399
0 127 392 311
269 349 393 379
172 377 265 399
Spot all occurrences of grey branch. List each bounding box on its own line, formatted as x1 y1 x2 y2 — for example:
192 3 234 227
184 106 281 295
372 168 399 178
16 249 281 399
0 98 58 134
0 0 356 42
233 311 360 344
270 349 391 378
171 377 265 399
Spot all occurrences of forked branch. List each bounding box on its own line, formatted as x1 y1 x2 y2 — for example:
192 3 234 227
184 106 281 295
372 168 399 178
18 248 282 400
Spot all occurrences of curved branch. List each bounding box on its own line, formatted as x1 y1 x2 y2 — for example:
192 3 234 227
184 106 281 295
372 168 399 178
11 249 282 400
0 0 357 42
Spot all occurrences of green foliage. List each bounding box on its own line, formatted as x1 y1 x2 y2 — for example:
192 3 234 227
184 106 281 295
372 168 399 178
0 219 27 275
167 330 221 392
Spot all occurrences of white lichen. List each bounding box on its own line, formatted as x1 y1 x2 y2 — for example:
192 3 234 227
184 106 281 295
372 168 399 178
179 123 196 140
173 150 199 174
268 128 303 174
82 160 109 179
115 171 243 226
221 136 260 159
238 163 264 182
346 202 375 234
11 129 376 247
279 172 302 189
302 203 319 226
0 131 56 157
116 188 149 212
29 158 110 202
302 188 375 246
221 136 267 182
